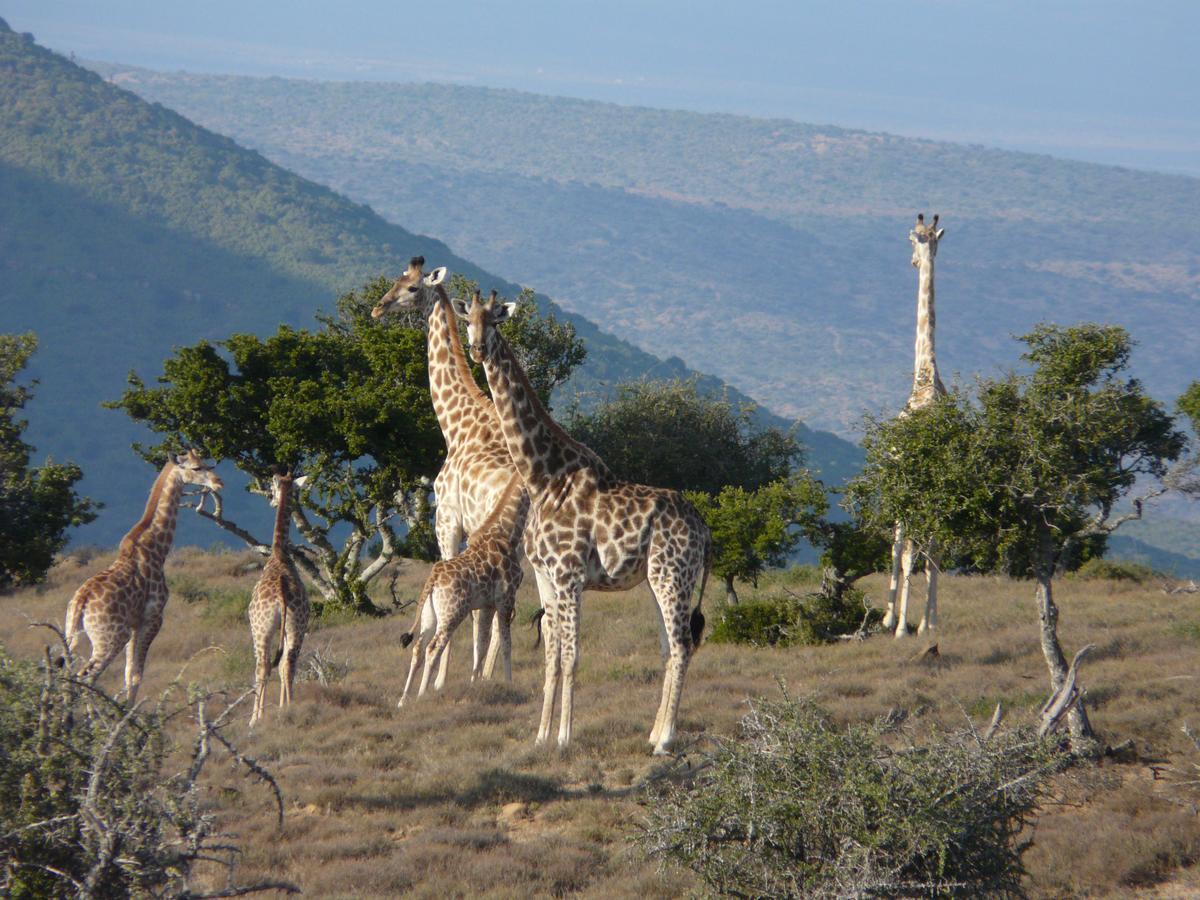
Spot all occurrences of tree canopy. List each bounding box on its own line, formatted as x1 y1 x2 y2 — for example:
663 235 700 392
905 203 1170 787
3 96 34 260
0 333 97 590
567 379 800 495
848 323 1185 745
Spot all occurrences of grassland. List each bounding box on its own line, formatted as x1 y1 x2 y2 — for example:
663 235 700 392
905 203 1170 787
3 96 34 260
3 550 1199 897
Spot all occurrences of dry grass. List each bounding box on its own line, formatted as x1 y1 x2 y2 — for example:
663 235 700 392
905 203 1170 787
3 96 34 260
3 550 1199 897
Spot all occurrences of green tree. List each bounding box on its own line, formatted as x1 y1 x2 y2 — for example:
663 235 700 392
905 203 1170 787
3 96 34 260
567 379 799 495
111 276 586 613
0 333 97 590
687 474 827 603
848 324 1184 747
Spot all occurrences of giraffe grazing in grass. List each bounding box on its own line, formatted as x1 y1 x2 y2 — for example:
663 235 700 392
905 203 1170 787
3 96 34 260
248 473 311 726
883 213 947 638
372 259 518 680
455 292 711 755
64 450 222 702
397 472 529 706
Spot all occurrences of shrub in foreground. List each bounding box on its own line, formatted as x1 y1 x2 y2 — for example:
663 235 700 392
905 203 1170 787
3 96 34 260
637 696 1066 898
0 639 294 898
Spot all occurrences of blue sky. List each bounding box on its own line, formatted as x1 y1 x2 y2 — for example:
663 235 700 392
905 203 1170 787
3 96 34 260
7 1 1198 174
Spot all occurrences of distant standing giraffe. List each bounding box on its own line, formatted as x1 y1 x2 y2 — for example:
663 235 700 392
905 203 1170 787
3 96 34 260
64 450 223 702
397 473 529 706
372 259 519 680
883 214 947 638
248 472 311 726
455 292 711 755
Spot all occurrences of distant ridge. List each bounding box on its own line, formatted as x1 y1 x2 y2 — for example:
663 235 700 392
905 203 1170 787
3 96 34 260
0 28 859 545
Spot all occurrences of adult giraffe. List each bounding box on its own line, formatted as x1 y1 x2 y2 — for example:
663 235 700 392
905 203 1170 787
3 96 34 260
372 258 518 678
455 291 711 755
883 214 947 638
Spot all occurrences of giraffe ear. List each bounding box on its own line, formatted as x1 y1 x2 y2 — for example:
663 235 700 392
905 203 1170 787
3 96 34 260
450 296 470 319
934 228 945 241
494 302 518 323
424 267 447 287
293 475 310 490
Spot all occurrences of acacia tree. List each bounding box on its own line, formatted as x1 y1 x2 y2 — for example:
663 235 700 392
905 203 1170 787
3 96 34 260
0 333 97 590
848 324 1184 748
111 275 585 614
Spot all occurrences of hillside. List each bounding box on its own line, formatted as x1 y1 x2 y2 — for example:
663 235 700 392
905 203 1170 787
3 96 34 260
0 21 859 547
90 68 1200 437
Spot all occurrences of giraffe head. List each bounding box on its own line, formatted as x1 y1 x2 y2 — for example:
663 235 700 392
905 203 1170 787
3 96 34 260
370 256 449 319
269 473 309 507
173 449 223 492
909 213 945 267
452 289 517 364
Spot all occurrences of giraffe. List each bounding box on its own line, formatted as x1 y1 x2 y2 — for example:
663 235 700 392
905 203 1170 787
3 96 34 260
248 472 311 726
883 213 947 638
372 258 518 680
396 472 529 706
454 292 711 755
63 450 222 702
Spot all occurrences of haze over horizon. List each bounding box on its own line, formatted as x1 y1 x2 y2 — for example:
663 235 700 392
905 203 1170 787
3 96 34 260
5 1 1197 177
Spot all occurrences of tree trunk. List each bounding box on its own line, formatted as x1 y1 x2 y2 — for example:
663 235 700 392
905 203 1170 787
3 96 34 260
724 574 739 605
1034 538 1094 747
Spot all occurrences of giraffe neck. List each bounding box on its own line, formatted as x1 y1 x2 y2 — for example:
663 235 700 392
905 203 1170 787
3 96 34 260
909 256 946 409
271 482 292 557
119 464 185 569
426 288 493 449
482 335 607 497
473 475 531 555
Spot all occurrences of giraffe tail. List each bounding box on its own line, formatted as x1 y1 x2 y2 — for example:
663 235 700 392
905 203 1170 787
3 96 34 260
399 580 434 649
530 607 546 649
63 585 89 658
271 598 287 670
690 542 712 650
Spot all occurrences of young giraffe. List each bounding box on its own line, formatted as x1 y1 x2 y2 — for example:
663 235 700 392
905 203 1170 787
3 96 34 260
396 472 530 706
455 292 711 755
248 472 311 726
883 213 948 638
64 450 222 702
372 258 519 680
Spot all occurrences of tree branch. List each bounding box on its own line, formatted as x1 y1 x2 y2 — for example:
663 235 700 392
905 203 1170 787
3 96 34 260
192 492 270 555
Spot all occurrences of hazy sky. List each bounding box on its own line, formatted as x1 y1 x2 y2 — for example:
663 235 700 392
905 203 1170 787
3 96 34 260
7 1 1198 175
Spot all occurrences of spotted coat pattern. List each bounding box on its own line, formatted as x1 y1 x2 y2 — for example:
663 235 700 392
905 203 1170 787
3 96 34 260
397 473 530 705
458 294 712 755
248 473 311 726
64 450 222 703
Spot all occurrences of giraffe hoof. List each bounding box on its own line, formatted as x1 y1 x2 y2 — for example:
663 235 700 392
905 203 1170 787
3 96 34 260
652 744 671 757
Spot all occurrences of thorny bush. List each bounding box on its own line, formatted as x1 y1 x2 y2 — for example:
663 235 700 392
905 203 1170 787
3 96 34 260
637 695 1068 898
0 634 296 898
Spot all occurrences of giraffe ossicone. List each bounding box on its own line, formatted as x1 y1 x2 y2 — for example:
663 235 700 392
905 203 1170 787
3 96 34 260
64 449 222 703
457 292 711 755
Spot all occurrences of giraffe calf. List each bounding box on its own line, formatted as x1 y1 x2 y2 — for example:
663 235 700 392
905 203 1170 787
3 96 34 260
398 475 529 706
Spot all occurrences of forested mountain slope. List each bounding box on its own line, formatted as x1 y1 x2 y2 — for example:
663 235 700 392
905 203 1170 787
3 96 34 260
91 68 1200 437
0 21 858 546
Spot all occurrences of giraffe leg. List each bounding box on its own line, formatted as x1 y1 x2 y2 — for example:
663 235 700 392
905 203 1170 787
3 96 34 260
399 592 437 707
79 601 130 689
648 538 703 754
435 595 471 692
895 538 916 639
481 607 504 679
883 523 904 631
496 596 514 683
126 608 163 706
556 586 583 749
535 610 561 746
918 546 940 634
472 606 494 683
280 637 301 708
250 636 271 726
420 631 452 697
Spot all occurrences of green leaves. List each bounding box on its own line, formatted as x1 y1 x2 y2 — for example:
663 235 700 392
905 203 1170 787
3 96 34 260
849 323 1185 578
0 333 97 589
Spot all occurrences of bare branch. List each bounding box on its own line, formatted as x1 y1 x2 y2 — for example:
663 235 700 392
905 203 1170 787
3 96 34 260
193 492 270 555
1038 643 1096 739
